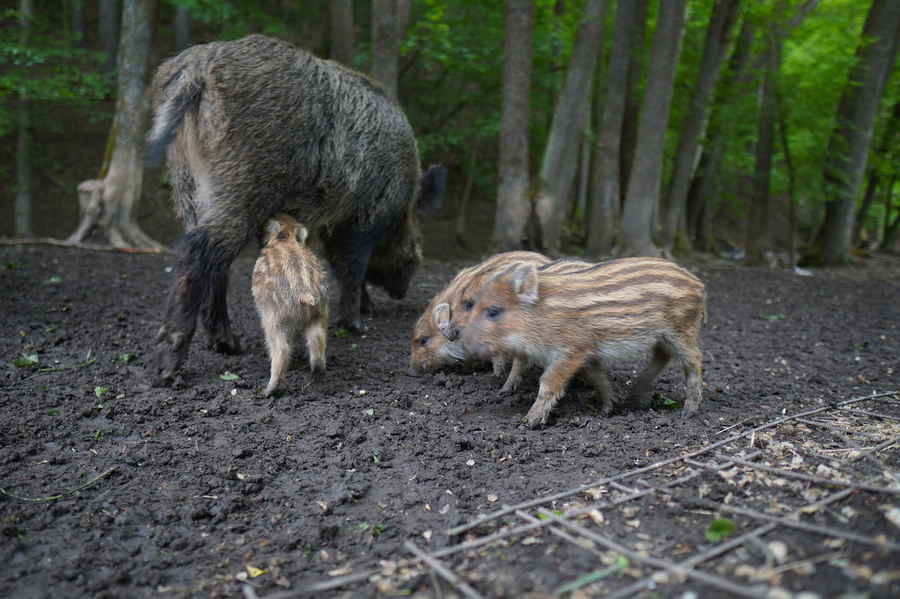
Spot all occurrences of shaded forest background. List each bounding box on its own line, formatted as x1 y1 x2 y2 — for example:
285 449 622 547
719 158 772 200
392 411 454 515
1 0 898 266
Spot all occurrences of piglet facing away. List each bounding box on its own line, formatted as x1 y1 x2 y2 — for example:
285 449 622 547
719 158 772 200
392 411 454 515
460 257 706 427
252 214 328 397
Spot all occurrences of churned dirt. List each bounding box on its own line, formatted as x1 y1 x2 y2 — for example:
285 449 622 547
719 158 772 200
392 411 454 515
1 243 898 598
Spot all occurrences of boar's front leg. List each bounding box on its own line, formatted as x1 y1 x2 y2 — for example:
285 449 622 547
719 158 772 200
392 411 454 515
525 356 583 428
200 261 242 355
322 221 376 333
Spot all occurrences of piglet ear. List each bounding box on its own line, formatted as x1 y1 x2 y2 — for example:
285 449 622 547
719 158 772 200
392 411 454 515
295 223 309 245
432 302 451 332
511 263 539 305
264 218 283 236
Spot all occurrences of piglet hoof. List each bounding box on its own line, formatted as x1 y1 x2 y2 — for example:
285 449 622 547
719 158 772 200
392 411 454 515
499 380 519 395
524 401 552 428
679 407 698 419
147 344 180 387
263 382 278 397
308 366 326 381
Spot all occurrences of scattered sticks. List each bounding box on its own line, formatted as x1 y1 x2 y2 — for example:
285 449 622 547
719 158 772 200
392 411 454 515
0 466 117 502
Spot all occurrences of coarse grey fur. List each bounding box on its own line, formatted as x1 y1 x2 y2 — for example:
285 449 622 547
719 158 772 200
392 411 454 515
145 34 443 386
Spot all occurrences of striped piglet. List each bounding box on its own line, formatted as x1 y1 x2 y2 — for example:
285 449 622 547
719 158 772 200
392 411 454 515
460 257 706 427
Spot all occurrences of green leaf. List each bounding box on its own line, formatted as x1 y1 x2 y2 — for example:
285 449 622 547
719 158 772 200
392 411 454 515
219 371 241 381
761 313 786 321
705 517 737 542
14 353 39 368
334 328 351 339
47 408 60 416
116 353 135 364
45 275 62 284
94 386 108 398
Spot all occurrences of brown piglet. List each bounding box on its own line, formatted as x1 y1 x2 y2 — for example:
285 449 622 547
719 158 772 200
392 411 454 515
252 214 329 396
460 257 706 427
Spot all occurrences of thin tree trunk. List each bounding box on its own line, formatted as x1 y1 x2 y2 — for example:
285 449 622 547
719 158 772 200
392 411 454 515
456 147 477 249
15 0 34 238
100 0 119 72
660 0 741 251
494 0 534 251
534 0 608 254
744 34 779 267
619 0 688 257
882 175 899 250
330 0 356 66
854 98 900 245
776 83 797 269
816 0 900 264
371 0 403 99
69 0 161 250
174 4 191 51
71 0 85 46
574 100 592 224
619 0 648 203
586 0 638 257
686 17 755 249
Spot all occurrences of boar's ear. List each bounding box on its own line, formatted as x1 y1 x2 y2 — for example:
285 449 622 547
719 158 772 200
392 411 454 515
417 164 447 215
432 302 451 331
510 263 539 305
295 223 309 245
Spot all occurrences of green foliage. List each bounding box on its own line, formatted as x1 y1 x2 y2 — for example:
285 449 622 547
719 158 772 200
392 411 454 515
705 517 736 542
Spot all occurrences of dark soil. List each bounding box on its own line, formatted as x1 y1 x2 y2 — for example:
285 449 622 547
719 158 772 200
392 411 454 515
1 244 898 598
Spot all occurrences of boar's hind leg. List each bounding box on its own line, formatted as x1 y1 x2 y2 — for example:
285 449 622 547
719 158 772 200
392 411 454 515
323 223 376 333
149 226 246 386
199 260 242 355
525 358 583 428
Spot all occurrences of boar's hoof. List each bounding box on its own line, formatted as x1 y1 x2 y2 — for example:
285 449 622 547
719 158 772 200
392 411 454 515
147 345 181 387
336 317 367 334
207 333 242 355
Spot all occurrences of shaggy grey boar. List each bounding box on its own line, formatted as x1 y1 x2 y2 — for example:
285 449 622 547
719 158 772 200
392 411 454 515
460 257 707 427
252 214 328 397
145 34 444 386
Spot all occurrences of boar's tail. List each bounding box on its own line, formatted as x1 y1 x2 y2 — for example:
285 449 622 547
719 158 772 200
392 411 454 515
416 164 447 215
145 67 204 167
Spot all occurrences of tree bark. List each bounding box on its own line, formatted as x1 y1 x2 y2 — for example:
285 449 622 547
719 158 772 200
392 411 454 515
659 0 741 251
534 0 608 254
15 0 34 238
686 17 755 250
494 0 534 251
882 175 899 251
174 4 192 52
853 98 899 245
330 0 356 66
371 0 404 99
100 0 120 72
586 0 638 257
619 0 688 257
744 34 780 267
619 0 648 202
68 0 161 250
816 0 900 264
71 0 85 46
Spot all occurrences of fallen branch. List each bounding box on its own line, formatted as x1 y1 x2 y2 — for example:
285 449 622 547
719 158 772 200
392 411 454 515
0 237 169 254
0 466 118 502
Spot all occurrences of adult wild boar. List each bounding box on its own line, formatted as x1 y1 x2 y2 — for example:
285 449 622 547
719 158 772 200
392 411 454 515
145 34 444 386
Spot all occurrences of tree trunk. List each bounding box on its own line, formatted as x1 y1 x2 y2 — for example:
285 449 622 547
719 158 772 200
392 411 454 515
71 0 85 46
456 147 477 248
586 0 638 257
776 83 797 269
174 4 191 51
494 0 534 251
744 35 779 267
882 175 899 250
619 0 688 257
100 0 120 72
686 17 755 250
534 0 608 254
659 0 741 251
815 0 900 265
619 0 648 202
371 0 404 99
15 0 34 238
68 0 161 250
330 0 356 66
854 98 899 245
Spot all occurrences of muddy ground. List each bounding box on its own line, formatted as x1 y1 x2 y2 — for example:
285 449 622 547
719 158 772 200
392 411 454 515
1 244 898 598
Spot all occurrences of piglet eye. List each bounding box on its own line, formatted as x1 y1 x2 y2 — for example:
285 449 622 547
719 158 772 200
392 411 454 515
463 299 475 311
418 336 430 346
486 306 503 320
